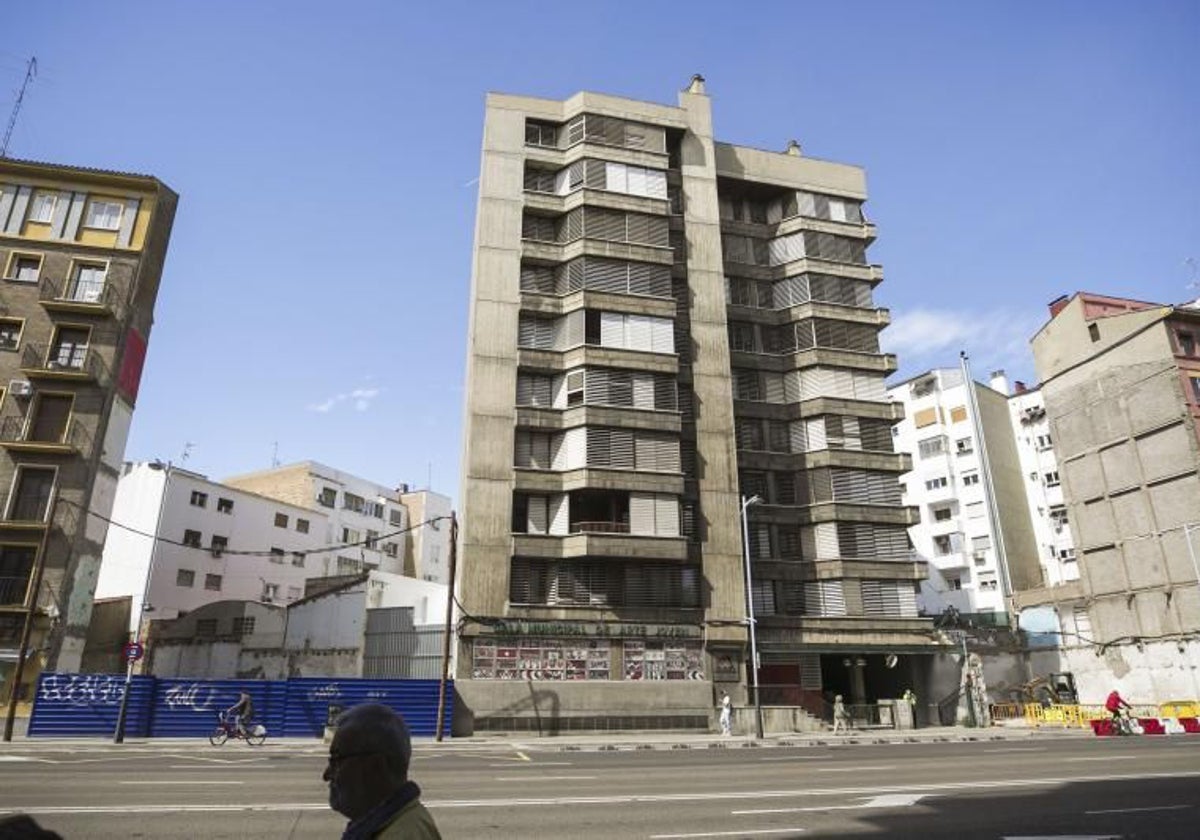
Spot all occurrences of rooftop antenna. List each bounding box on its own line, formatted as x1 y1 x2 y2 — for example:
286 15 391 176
271 441 280 468
1 57 37 159
180 442 194 463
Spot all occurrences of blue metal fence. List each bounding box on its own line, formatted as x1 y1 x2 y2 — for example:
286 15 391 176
27 673 452 738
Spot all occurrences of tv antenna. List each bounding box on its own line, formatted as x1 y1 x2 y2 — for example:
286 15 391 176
1 57 37 159
180 442 194 463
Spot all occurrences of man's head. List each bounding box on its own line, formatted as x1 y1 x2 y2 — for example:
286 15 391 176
323 703 413 820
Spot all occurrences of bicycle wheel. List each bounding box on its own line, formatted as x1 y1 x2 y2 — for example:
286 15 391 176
246 728 266 746
209 726 229 746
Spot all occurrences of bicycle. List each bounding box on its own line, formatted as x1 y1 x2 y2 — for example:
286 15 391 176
209 711 267 746
1111 708 1138 736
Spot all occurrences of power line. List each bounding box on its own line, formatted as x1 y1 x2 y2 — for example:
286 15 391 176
57 497 451 559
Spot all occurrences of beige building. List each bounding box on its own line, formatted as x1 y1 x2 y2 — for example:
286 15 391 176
0 158 177 703
1019 292 1200 702
457 78 936 732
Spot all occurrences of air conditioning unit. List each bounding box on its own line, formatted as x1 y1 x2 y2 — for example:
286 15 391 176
8 380 33 398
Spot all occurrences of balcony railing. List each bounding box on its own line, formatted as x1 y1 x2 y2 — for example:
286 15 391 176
38 276 118 314
21 342 109 383
0 415 92 454
0 575 31 607
569 521 631 535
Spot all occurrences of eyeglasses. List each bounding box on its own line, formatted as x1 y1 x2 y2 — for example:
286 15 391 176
326 750 378 769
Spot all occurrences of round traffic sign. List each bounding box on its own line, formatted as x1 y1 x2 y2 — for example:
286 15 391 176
123 641 145 661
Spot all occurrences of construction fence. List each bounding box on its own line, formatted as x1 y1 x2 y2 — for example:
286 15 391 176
989 701 1200 728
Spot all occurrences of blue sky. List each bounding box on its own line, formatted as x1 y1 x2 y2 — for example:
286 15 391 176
6 1 1197 505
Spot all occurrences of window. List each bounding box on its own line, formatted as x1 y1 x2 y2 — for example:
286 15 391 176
210 535 228 556
367 502 384 518
971 535 992 554
273 512 288 528
182 529 202 548
1044 471 1060 488
217 497 234 514
269 548 285 563
196 619 217 638
366 530 379 548
176 569 195 587
49 327 90 370
337 556 362 575
68 263 106 302
932 506 953 522
84 199 123 230
318 487 337 508
1088 323 1100 342
296 518 309 534
1178 331 1196 357
924 476 948 491
341 527 361 544
190 491 208 508
962 472 980 487
1050 505 1069 528
383 542 398 557
955 437 973 455
291 552 305 567
933 534 954 555
389 509 404 526
1035 433 1053 450
232 616 255 636
261 582 279 602
0 546 36 606
5 254 41 283
0 320 22 351
9 466 55 521
343 493 365 513
979 578 998 591
204 573 222 591
286 585 302 600
946 576 962 591
917 436 946 458
1191 376 1200 403
965 501 985 520
28 192 57 223
525 120 558 147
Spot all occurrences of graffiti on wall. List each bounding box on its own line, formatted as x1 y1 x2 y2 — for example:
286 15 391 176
162 683 219 712
38 674 125 706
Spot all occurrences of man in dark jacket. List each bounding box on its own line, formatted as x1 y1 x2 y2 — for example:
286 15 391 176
324 703 441 840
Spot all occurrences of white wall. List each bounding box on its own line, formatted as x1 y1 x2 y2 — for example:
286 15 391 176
306 462 410 576
365 570 448 626
400 490 453 584
285 585 368 650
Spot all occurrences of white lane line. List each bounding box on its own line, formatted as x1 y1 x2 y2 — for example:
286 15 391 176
488 762 574 768
0 804 330 815
167 765 276 770
494 775 596 782
1065 757 1117 763
652 830 805 839
817 765 896 772
734 793 927 814
1085 804 1192 815
984 748 1047 753
760 754 833 762
119 781 244 785
0 756 48 763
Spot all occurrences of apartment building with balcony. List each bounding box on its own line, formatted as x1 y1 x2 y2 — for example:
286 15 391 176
1019 292 1200 702
0 159 176 702
223 461 452 583
458 78 937 732
890 368 1040 624
1008 383 1079 589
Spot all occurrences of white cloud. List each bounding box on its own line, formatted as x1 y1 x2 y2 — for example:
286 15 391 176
884 306 1045 384
307 386 383 414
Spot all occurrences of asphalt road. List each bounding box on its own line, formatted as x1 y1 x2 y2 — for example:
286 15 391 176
2 735 1198 838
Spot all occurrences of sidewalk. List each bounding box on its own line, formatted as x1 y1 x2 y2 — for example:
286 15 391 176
0 724 1092 752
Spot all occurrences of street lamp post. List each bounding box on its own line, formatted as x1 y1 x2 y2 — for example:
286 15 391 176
740 494 764 739
114 461 171 743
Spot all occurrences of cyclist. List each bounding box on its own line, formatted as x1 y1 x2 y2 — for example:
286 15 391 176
1106 688 1133 733
226 690 254 738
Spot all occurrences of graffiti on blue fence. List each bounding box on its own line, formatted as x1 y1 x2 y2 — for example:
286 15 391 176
38 673 125 706
308 683 342 702
162 682 219 712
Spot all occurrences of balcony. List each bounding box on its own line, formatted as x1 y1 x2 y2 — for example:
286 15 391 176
571 520 630 534
0 415 92 455
21 342 109 384
512 531 689 562
0 575 31 607
39 276 119 317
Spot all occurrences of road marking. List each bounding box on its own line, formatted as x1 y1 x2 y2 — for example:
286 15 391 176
734 793 927 814
1085 804 1192 815
488 762 574 768
817 765 896 772
984 748 1047 753
494 775 596 781
118 781 245 785
760 754 833 762
1065 757 1118 763
651 830 805 839
0 756 45 763
167 765 276 770
162 754 266 765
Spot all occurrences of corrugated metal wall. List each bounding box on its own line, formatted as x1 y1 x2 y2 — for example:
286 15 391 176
28 673 452 738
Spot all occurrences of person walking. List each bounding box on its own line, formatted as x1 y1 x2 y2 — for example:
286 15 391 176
324 703 442 839
832 694 849 735
718 692 732 736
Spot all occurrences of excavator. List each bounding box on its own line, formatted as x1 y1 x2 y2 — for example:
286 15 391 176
1008 672 1078 705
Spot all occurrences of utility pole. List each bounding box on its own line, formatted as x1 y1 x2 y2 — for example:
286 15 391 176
1 57 37 159
3 489 57 741
435 512 458 741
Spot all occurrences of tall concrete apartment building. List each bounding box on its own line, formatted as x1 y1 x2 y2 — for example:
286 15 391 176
458 79 936 731
1018 292 1200 702
0 159 177 701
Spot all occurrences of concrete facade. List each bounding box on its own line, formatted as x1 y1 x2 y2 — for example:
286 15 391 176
0 158 177 703
457 80 938 732
1020 292 1200 704
890 368 1040 619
